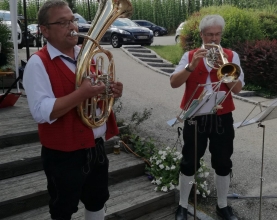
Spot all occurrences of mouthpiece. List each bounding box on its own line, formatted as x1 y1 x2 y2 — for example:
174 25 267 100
71 31 78 37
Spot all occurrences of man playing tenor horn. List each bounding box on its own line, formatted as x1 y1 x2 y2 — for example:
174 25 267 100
23 0 123 219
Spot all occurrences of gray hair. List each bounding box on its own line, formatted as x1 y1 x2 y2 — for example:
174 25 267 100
199 15 225 32
38 0 68 26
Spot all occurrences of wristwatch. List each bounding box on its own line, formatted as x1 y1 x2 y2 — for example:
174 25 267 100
185 63 194 72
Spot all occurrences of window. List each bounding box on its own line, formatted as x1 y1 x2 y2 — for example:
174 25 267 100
0 11 11 21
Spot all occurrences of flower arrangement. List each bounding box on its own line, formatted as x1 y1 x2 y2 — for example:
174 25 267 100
147 146 182 192
147 146 210 198
194 158 210 198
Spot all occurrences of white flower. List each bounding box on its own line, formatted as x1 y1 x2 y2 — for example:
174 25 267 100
204 172 209 177
196 190 200 194
200 184 204 188
161 155 166 160
161 186 168 192
151 180 156 184
176 183 180 190
156 160 161 165
154 187 158 191
202 193 206 198
156 179 161 185
169 183 175 190
159 164 165 169
198 173 204 177
171 165 176 170
158 150 163 155
165 166 170 170
166 146 171 151
206 190 210 195
198 168 203 172
203 181 208 185
173 158 177 161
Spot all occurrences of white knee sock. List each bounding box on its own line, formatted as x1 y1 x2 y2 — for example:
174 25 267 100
179 173 194 209
85 207 105 220
215 173 230 208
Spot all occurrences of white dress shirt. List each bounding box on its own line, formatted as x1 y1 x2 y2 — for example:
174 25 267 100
171 49 245 93
23 42 106 138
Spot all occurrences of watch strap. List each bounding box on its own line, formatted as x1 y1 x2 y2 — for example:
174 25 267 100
185 64 194 72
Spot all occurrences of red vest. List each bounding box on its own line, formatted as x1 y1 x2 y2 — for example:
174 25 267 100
35 46 119 152
180 48 235 115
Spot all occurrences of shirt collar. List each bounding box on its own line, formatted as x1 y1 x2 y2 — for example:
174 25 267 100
46 42 81 61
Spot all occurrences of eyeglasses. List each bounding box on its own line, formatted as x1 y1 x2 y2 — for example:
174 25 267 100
47 18 78 28
203 32 222 38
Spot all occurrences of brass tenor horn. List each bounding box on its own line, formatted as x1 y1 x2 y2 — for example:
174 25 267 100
71 0 133 128
202 43 240 83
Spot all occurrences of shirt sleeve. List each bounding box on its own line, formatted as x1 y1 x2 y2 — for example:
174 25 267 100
171 52 189 77
22 55 57 124
232 51 245 87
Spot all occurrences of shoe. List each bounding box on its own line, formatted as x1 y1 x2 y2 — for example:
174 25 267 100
216 205 238 220
175 205 187 220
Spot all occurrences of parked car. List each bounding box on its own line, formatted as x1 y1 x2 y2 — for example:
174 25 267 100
27 24 42 47
74 13 91 44
100 18 154 48
175 21 186 44
0 10 22 45
132 20 168 37
18 27 37 48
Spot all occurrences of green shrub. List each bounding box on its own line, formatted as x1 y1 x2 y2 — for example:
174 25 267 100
0 19 13 71
258 12 277 40
181 5 264 50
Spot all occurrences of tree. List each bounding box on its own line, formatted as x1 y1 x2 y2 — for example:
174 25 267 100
66 0 76 13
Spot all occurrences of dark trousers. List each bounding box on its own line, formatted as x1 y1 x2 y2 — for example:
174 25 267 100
41 138 109 220
180 112 235 176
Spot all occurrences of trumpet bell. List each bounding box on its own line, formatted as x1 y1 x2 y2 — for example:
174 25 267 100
217 63 241 83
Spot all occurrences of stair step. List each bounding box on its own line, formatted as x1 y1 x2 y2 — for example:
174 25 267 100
0 142 42 180
147 62 174 68
0 137 120 180
139 58 164 63
2 176 176 220
132 53 157 58
105 176 175 219
134 204 177 220
0 152 145 219
0 129 39 149
160 68 175 74
0 97 38 148
127 49 151 53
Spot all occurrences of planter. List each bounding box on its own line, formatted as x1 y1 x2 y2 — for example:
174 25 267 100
0 71 13 76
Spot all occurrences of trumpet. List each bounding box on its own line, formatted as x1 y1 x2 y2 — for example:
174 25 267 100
202 43 240 83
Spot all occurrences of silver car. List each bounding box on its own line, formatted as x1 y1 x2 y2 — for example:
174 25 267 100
0 10 22 45
175 21 186 44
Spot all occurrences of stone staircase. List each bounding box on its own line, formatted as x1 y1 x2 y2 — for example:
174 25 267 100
0 97 179 220
121 47 176 76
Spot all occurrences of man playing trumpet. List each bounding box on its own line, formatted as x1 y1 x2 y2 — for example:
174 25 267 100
170 14 245 220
